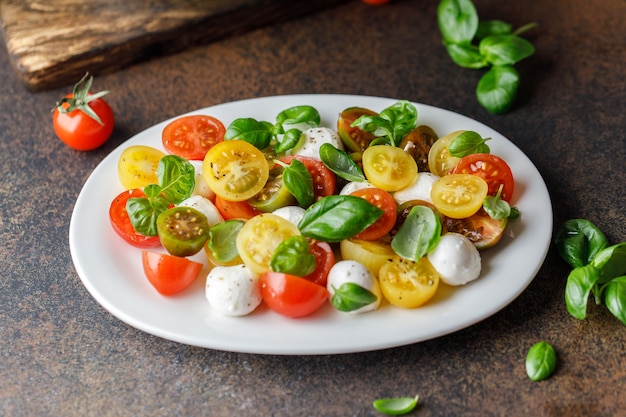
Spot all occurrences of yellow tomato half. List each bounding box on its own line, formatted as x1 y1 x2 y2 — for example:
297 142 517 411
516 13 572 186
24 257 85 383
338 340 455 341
430 173 488 219
378 256 440 308
117 145 165 190
340 237 396 277
427 130 464 177
362 145 417 192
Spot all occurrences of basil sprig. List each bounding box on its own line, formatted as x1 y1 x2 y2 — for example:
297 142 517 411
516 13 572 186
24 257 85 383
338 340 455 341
225 105 320 153
319 143 366 182
126 155 195 236
350 100 417 147
270 235 316 277
554 219 626 325
437 0 537 114
331 283 378 312
483 184 519 220
391 206 442 261
298 195 383 242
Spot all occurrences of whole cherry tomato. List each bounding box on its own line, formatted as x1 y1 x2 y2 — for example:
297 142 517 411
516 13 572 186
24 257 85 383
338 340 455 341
52 73 114 151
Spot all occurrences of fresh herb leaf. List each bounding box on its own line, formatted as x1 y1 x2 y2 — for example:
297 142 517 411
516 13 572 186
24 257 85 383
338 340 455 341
331 282 378 312
281 159 315 208
525 341 557 382
207 219 245 263
476 20 513 39
372 394 419 415
298 195 383 242
476 65 520 114
565 264 599 320
437 0 478 44
351 101 417 146
275 128 301 154
157 155 195 204
483 184 510 219
391 205 442 261
225 117 273 149
443 42 488 69
275 105 320 127
604 276 626 325
554 219 608 268
448 130 491 157
270 235 316 277
479 34 535 66
590 242 626 284
319 143 366 182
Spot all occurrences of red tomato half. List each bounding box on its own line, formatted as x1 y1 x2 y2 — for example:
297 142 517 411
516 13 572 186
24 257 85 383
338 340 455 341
350 188 397 240
450 153 515 202
109 189 161 248
280 155 336 201
141 251 203 295
53 93 114 151
162 115 226 160
214 196 260 220
303 240 335 287
261 272 329 318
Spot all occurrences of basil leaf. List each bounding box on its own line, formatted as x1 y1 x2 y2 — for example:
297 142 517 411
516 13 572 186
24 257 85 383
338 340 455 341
276 105 320 127
565 264 600 320
319 143 366 182
275 128 301 154
298 195 383 242
351 115 393 141
525 341 557 382
225 117 273 149
379 100 418 145
479 34 535 66
554 219 608 268
270 236 316 277
126 192 169 236
604 276 626 326
444 42 488 69
483 185 510 220
391 206 442 261
282 159 315 208
437 0 478 45
331 282 378 312
207 219 245 263
157 155 195 204
448 130 491 157
476 65 520 114
591 242 626 284
476 20 513 39
372 395 419 416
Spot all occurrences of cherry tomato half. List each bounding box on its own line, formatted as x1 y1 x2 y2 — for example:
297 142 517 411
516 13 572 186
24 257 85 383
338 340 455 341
450 153 515 202
280 155 337 201
141 251 203 296
53 94 114 151
214 196 260 220
109 189 161 248
162 115 225 160
303 240 335 287
261 272 329 318
362 145 418 192
350 187 397 240
430 173 488 219
117 145 165 190
378 255 440 308
337 107 378 152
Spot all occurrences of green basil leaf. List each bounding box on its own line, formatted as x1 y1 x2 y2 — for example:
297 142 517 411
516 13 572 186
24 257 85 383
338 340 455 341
554 219 609 268
350 114 394 142
479 34 535 66
282 159 315 208
448 130 491 157
225 117 273 149
444 42 489 69
391 205 442 261
275 128 302 154
125 192 169 236
276 105 320 127
591 242 626 284
565 264 600 320
525 341 557 382
476 65 520 114
483 184 510 220
298 195 383 242
207 219 245 263
331 282 378 312
157 155 195 204
372 394 419 416
604 276 626 326
437 0 478 45
476 19 513 39
319 143 366 182
379 100 418 145
270 235 316 277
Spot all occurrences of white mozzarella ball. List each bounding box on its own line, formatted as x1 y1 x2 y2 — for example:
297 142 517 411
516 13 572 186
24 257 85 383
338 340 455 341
427 233 481 286
272 205 306 227
178 195 223 226
292 127 344 159
393 172 439 205
327 260 381 314
339 181 376 196
189 160 215 200
205 265 262 316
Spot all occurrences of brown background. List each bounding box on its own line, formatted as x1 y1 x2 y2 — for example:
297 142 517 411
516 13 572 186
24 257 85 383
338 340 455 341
1 0 624 416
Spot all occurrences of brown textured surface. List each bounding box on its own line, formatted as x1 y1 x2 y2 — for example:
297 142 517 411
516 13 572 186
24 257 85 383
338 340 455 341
1 0 625 416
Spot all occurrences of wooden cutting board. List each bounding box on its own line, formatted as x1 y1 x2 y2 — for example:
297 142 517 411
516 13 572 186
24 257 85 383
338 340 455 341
0 0 348 91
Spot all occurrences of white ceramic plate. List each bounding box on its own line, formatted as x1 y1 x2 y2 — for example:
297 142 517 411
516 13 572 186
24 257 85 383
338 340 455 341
69 94 552 355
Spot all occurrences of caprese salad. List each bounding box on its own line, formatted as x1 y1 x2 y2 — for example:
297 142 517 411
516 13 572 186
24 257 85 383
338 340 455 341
109 101 519 318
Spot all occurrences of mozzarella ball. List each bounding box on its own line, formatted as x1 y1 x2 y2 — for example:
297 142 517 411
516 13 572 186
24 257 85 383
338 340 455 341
393 172 439 205
189 160 215 200
327 260 381 314
427 233 481 286
339 181 375 196
178 195 223 226
205 265 262 316
272 205 306 227
292 127 344 159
